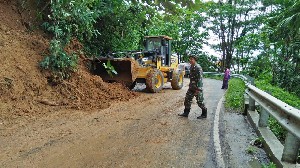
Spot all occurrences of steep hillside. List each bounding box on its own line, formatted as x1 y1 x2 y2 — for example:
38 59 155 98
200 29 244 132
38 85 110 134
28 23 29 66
0 1 139 128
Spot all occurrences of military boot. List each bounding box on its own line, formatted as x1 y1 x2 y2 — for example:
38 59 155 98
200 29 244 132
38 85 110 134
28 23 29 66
178 108 190 117
197 107 207 119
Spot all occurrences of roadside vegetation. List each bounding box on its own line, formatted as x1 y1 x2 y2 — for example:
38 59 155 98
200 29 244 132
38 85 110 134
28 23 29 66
225 78 246 111
224 75 300 142
225 76 300 163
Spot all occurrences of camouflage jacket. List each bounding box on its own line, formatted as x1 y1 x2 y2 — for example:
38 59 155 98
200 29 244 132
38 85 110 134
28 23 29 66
189 63 203 91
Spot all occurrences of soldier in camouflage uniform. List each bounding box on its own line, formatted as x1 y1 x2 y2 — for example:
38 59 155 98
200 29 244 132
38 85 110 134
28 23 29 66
178 55 207 119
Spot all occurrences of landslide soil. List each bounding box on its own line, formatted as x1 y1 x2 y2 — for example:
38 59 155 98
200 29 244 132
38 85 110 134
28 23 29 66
0 1 138 133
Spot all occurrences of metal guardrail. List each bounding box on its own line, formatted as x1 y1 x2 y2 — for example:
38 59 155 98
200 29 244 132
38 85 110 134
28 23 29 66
246 84 300 139
204 72 300 165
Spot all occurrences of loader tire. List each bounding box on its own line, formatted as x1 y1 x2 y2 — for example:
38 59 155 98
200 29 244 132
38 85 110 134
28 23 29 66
146 69 164 93
171 71 184 90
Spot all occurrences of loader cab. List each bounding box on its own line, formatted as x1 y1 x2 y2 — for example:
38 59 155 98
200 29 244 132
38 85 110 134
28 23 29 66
144 36 172 66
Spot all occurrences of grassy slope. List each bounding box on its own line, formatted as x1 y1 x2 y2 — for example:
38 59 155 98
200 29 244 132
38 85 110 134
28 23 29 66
225 78 246 111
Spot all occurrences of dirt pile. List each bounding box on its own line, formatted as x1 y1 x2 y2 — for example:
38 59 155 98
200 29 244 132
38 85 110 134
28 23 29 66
51 55 140 110
0 1 139 128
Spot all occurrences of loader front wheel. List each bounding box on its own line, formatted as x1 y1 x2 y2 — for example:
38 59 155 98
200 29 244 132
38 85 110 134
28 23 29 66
146 69 164 93
171 71 184 90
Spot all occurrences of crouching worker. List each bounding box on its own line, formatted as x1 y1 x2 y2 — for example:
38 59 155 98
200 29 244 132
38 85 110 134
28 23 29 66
178 55 207 119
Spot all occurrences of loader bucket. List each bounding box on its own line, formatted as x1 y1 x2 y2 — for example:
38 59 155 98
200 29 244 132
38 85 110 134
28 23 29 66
92 58 139 84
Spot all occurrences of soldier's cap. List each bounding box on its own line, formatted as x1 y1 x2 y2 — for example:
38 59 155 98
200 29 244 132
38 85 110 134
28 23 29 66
189 55 197 60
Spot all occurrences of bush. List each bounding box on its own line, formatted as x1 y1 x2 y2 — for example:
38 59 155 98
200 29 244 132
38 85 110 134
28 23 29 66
256 80 300 109
40 40 78 83
225 78 246 110
40 0 103 81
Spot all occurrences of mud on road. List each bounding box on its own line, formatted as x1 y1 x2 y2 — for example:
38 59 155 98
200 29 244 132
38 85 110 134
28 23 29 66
0 79 226 167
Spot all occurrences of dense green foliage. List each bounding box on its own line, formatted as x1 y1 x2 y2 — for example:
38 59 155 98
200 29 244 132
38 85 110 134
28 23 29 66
265 0 300 97
204 0 300 98
225 78 246 110
256 80 300 109
40 40 78 80
40 0 107 80
242 1 300 97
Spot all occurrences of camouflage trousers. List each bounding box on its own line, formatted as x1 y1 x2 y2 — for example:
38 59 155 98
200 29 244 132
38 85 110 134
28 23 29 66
184 88 206 109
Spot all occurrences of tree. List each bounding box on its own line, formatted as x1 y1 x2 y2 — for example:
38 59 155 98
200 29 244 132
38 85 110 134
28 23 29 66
265 0 300 96
206 0 261 72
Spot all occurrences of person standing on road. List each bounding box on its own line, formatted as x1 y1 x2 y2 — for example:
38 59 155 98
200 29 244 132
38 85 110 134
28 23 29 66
221 67 230 89
178 55 207 119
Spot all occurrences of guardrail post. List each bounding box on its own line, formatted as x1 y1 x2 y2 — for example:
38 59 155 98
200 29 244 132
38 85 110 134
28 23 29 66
248 79 255 111
243 94 249 115
258 106 269 127
281 132 300 163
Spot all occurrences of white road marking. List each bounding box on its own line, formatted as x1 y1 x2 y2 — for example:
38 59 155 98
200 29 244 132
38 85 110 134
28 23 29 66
213 95 225 168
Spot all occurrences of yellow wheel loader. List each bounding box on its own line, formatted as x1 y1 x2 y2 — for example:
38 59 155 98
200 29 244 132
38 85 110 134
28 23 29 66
91 35 184 93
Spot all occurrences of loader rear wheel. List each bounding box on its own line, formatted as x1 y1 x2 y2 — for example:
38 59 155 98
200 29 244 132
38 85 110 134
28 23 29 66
171 71 184 90
146 69 164 93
